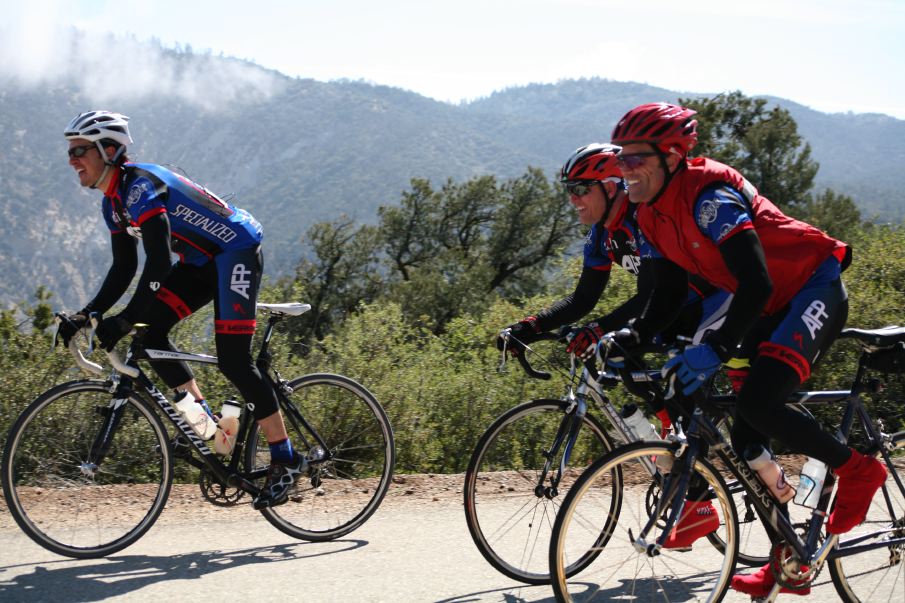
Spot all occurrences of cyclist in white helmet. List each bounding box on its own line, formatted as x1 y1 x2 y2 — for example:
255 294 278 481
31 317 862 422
61 110 306 509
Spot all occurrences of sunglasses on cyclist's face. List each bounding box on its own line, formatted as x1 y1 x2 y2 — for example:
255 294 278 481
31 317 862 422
565 182 597 197
67 144 96 159
615 152 658 170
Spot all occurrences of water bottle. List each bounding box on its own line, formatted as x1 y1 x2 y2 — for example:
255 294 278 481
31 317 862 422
174 391 217 440
794 456 827 508
621 403 659 442
213 400 242 456
745 444 794 503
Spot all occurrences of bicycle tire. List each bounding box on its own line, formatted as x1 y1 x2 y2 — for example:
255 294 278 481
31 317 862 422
246 373 394 541
1 380 173 558
828 431 905 603
463 399 618 584
549 441 738 603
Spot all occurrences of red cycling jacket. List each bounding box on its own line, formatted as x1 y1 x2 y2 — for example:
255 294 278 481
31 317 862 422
636 158 849 315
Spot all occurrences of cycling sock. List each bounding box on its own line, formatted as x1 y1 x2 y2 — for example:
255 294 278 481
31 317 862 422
269 438 296 464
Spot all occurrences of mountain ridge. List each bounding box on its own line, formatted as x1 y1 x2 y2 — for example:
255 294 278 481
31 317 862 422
1 49 901 310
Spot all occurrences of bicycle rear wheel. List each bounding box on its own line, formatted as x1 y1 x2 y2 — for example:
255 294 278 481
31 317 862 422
247 373 394 540
1 380 172 558
550 441 738 602
828 433 905 602
464 399 617 584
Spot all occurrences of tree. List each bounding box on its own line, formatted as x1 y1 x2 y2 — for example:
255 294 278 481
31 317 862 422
680 91 818 209
794 189 864 243
286 217 382 343
289 169 580 338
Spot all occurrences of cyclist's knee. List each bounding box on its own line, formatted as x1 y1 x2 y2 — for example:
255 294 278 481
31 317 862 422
217 353 255 382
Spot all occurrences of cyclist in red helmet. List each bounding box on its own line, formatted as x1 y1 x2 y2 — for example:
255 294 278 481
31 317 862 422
498 142 730 472
611 101 886 597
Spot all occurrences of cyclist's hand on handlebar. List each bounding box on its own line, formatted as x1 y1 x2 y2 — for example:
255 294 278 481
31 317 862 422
602 326 642 367
496 316 541 357
95 313 134 351
662 343 721 395
566 322 604 361
57 311 89 347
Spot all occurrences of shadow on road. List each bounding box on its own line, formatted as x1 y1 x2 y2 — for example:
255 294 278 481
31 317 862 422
0 539 366 601
437 584 556 603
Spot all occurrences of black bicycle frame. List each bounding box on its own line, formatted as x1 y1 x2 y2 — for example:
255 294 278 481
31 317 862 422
86 312 333 497
660 353 905 565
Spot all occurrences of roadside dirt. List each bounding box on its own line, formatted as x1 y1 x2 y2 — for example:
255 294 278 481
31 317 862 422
4 456 902 529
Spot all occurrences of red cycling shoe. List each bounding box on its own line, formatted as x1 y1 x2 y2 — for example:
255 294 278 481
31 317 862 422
827 449 887 534
730 562 811 597
662 500 719 550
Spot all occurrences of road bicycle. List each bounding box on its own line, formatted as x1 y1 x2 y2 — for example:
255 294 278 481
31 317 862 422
464 329 776 585
549 325 905 602
1 302 395 559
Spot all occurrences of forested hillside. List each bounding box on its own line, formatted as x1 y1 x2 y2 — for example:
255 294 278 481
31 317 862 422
1 40 903 310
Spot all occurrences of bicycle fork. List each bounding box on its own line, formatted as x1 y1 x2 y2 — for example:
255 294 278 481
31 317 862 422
82 396 131 478
539 395 588 499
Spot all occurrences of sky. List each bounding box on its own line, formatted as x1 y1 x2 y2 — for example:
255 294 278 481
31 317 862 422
2 0 904 118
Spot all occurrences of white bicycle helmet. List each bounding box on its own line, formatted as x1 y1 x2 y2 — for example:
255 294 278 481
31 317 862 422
64 111 133 147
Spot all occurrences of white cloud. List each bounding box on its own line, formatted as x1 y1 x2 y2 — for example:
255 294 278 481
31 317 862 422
0 13 284 111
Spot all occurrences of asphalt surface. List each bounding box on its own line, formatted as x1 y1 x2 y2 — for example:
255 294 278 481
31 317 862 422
0 496 852 602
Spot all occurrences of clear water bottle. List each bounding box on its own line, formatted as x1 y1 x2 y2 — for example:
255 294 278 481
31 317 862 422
745 444 794 503
174 391 217 440
794 456 827 508
621 403 659 442
213 400 242 455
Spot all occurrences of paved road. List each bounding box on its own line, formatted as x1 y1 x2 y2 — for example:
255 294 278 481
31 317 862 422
0 496 849 602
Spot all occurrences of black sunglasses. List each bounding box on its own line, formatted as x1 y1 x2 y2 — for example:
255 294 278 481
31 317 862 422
67 144 96 158
565 181 597 197
615 152 658 169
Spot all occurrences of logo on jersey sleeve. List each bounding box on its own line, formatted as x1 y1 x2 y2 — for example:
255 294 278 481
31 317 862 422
126 182 151 208
230 264 252 299
697 199 719 229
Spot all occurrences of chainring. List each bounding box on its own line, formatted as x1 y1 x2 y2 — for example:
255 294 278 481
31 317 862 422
198 468 245 506
769 540 821 590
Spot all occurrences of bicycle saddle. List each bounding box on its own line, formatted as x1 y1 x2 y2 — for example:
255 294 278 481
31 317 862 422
840 325 905 349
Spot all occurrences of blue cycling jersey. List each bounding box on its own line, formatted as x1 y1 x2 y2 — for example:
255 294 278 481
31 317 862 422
102 163 263 266
586 204 715 301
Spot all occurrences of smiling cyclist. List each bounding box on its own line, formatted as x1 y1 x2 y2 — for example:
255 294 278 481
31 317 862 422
60 110 306 509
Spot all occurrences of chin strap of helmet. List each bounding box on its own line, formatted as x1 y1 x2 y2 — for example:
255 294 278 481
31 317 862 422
599 180 626 224
645 150 685 205
89 142 127 190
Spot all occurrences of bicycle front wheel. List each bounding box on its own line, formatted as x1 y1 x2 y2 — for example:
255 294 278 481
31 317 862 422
464 399 617 584
1 380 172 558
550 441 738 602
828 433 905 603
247 373 394 541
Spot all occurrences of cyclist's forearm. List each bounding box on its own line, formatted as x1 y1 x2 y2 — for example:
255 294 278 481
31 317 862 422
84 232 138 315
121 213 174 321
635 258 687 338
535 267 608 331
713 229 772 348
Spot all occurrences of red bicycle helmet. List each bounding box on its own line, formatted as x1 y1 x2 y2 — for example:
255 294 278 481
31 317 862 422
560 143 623 182
611 103 698 155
